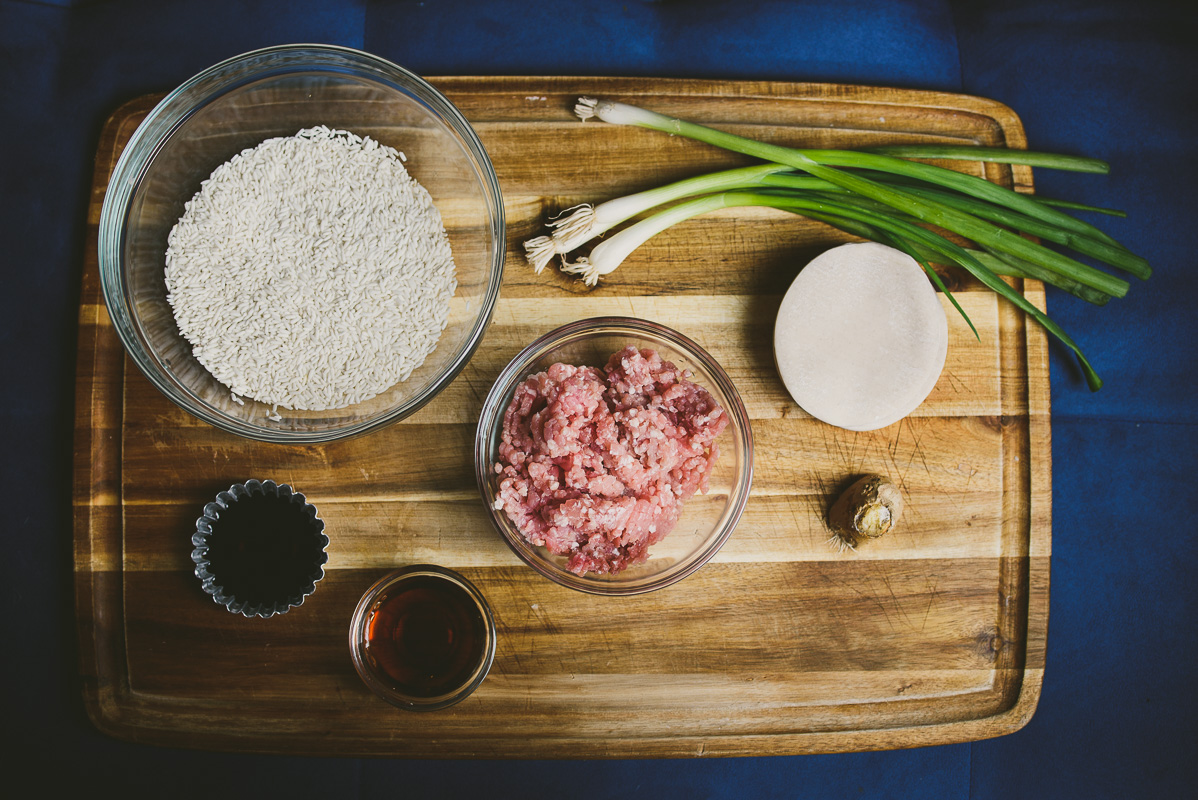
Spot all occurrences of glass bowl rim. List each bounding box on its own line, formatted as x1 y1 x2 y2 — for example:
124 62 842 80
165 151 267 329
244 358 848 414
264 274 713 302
97 43 505 443
473 315 755 596
348 564 498 711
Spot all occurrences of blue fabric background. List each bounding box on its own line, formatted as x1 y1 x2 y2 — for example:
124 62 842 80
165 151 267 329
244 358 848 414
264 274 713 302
2 1 1194 797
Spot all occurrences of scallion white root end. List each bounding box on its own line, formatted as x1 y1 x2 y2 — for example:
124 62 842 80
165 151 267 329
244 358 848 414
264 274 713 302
523 204 601 273
523 235 557 274
559 256 612 287
574 96 660 128
575 96 599 121
548 203 597 243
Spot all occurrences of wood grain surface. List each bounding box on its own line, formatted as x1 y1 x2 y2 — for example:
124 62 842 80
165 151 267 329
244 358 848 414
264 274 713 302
74 77 1051 757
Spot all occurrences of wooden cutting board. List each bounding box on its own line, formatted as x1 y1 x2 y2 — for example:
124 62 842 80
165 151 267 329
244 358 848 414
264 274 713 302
75 77 1050 757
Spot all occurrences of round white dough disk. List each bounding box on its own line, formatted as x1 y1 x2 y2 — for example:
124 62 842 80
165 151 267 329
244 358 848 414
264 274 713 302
774 242 948 431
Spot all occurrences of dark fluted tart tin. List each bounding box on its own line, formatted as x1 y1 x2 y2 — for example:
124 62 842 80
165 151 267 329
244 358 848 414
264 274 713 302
191 479 329 618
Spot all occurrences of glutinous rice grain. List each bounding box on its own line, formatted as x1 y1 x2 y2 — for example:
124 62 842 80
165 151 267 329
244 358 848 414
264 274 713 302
164 126 457 411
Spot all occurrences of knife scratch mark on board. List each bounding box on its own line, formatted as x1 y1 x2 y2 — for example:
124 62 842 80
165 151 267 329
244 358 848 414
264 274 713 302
921 578 941 633
822 569 897 634
880 571 918 632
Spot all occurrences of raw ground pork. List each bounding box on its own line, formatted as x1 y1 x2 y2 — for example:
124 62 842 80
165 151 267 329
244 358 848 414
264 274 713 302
494 346 728 575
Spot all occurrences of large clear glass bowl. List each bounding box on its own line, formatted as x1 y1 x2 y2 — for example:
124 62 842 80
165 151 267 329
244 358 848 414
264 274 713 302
475 317 754 595
98 45 504 442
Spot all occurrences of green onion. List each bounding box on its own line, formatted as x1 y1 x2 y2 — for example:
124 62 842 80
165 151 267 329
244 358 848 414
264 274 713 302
741 191 1107 390
765 156 1138 294
976 247 1113 306
872 182 1147 278
778 184 1133 298
766 204 1110 306
863 144 1110 174
576 97 1142 260
1035 197 1126 217
560 192 733 285
523 164 799 272
561 188 1103 390
552 97 1150 390
877 231 980 341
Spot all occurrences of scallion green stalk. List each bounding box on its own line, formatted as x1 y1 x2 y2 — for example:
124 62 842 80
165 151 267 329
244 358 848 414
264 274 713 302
576 97 1144 265
862 145 1110 173
561 97 1151 390
732 190 1106 390
755 206 1111 306
1034 197 1126 217
560 193 732 285
563 188 1104 390
781 185 1133 298
855 180 1147 278
523 164 800 272
765 158 1137 294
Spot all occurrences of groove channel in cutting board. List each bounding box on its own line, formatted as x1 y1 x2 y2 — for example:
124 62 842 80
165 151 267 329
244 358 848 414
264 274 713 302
75 77 1049 757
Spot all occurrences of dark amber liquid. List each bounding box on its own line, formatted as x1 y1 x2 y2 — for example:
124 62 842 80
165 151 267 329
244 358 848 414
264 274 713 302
364 576 487 699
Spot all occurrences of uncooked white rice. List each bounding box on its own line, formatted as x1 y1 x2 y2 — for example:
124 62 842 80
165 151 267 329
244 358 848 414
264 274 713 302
164 126 457 411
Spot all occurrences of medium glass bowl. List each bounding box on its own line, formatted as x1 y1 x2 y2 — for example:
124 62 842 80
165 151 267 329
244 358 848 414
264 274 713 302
98 45 504 443
474 317 754 595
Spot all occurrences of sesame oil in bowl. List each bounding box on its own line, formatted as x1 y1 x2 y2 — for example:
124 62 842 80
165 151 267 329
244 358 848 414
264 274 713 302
350 566 496 711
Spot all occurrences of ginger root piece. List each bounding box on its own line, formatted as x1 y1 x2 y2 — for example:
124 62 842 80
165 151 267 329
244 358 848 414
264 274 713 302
827 474 904 553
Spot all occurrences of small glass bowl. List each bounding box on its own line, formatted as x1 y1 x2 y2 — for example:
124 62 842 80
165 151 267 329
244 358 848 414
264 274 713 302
349 566 496 711
474 316 754 595
98 45 504 443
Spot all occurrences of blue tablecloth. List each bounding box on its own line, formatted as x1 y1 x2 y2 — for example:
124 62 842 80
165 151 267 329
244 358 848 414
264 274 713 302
3 1 1194 796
